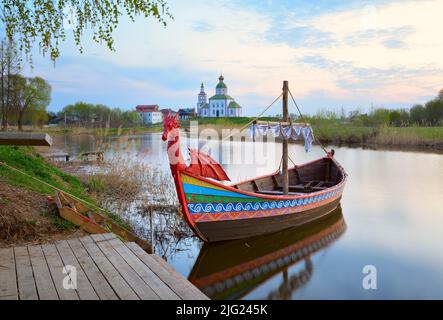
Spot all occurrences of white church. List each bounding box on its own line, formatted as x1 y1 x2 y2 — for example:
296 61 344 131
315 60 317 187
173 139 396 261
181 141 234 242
197 75 242 118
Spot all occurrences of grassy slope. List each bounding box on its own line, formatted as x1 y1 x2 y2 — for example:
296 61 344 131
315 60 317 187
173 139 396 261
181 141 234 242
0 146 129 228
0 146 87 196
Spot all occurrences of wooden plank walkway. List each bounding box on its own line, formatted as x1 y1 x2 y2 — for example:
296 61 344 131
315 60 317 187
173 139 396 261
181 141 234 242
0 233 208 300
0 132 52 146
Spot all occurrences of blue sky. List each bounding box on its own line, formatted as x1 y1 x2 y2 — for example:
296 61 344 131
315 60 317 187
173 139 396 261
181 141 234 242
19 0 443 116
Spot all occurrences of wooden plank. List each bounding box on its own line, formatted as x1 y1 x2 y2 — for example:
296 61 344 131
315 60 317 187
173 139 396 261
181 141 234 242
54 240 99 300
0 132 52 146
67 238 118 300
126 242 209 300
107 238 180 300
0 247 18 300
79 236 139 300
56 193 151 252
91 233 117 242
58 206 109 234
93 234 160 300
14 246 38 300
150 254 176 274
28 245 59 300
41 244 79 300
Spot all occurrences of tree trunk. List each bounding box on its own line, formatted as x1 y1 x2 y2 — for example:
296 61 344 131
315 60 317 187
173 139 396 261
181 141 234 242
18 111 24 131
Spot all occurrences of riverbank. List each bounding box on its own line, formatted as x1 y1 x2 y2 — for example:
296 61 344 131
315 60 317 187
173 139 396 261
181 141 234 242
15 118 443 151
181 119 443 151
0 146 129 246
23 123 163 135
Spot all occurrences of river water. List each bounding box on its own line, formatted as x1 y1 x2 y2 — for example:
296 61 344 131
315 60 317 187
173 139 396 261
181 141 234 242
50 132 443 299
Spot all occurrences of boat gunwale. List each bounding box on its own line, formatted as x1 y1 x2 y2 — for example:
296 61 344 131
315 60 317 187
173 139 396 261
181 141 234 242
181 156 347 201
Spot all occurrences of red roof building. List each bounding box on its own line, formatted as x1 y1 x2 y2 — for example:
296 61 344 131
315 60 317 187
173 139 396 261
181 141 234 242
136 105 162 125
136 105 160 112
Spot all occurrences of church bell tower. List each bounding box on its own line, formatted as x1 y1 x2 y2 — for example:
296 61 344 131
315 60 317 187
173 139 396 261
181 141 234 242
197 83 207 116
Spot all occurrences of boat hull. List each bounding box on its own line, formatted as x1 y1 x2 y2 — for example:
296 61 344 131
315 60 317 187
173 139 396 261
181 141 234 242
173 156 347 242
195 197 341 242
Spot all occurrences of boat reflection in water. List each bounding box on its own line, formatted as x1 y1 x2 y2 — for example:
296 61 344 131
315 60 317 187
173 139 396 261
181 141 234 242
188 206 346 300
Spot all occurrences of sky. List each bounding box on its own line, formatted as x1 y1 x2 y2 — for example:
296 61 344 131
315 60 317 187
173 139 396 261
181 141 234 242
18 0 443 116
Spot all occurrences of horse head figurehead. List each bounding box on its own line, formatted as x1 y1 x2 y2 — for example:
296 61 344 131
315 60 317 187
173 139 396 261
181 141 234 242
162 112 180 141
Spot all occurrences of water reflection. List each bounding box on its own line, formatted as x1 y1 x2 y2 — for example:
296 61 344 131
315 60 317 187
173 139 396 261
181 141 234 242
188 206 346 300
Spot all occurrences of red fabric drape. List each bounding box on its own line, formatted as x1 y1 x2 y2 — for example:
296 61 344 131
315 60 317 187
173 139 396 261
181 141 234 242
185 148 230 181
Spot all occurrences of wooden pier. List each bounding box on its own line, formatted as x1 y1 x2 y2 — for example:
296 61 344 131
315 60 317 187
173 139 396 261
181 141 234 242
80 151 104 162
47 153 70 162
0 132 52 146
0 233 208 300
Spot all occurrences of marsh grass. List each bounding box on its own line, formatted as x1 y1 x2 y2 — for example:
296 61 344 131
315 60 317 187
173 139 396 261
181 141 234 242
375 125 443 145
66 129 192 257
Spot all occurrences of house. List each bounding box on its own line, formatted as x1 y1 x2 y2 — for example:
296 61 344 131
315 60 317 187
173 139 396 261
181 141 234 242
197 75 242 117
178 108 197 120
136 105 163 125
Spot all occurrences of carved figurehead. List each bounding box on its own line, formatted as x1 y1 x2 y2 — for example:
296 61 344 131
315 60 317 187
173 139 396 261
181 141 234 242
162 112 230 181
162 112 187 173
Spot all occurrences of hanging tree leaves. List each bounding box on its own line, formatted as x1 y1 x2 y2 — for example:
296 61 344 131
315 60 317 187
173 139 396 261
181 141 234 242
1 0 172 62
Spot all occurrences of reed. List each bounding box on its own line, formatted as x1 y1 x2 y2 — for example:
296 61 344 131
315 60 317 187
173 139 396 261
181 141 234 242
375 125 443 146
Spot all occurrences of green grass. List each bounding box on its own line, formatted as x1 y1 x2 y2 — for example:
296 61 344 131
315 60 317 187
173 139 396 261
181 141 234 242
376 126 443 145
180 117 443 146
380 126 443 140
94 124 163 135
312 125 376 143
88 176 107 193
30 124 164 136
180 116 284 130
40 209 77 230
0 146 130 229
0 146 87 197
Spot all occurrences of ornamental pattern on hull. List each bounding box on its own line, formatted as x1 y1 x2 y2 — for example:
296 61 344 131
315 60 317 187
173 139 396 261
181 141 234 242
187 189 341 214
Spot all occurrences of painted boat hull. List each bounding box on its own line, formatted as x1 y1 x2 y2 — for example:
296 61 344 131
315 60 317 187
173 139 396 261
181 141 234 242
195 197 341 242
173 156 347 242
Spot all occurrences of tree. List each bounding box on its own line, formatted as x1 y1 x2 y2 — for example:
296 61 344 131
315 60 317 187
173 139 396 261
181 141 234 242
370 108 390 126
439 88 443 101
410 104 426 125
60 102 142 127
388 110 401 126
10 75 51 130
424 99 443 126
1 1 172 62
398 109 410 125
0 38 21 130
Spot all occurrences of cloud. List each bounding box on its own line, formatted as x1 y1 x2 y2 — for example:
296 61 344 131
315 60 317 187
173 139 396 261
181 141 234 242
191 21 215 33
31 0 443 114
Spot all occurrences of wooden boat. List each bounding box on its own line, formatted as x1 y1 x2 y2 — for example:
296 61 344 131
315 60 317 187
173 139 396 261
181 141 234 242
54 191 151 252
162 81 347 242
188 206 346 299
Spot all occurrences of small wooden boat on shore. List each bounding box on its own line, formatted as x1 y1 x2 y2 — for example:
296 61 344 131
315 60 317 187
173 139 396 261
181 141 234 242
162 81 347 242
54 191 151 252
189 206 346 299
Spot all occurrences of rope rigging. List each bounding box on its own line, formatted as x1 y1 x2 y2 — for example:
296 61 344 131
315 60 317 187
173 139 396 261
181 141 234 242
196 83 330 171
288 87 330 155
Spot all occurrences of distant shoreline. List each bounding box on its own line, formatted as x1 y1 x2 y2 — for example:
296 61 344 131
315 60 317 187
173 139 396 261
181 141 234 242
15 120 443 153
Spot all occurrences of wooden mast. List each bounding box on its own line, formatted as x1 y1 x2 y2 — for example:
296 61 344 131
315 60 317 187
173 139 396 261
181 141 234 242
282 81 289 195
